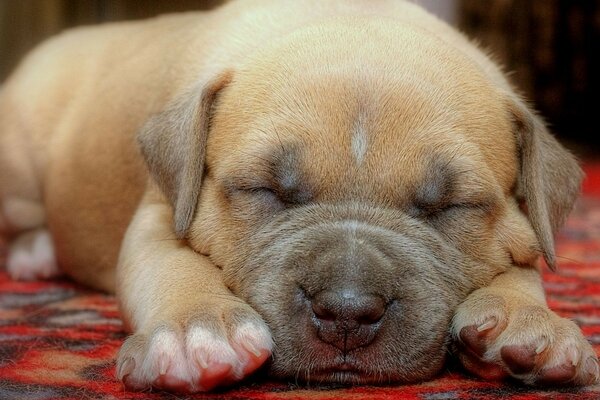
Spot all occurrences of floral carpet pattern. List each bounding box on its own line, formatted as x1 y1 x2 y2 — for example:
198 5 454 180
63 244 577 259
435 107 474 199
1 164 599 400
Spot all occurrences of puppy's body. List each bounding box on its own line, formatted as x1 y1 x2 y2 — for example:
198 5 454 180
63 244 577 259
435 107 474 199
1 10 225 288
1 0 511 289
1 0 597 392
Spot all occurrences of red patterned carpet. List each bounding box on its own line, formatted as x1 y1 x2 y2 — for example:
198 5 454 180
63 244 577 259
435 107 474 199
1 164 600 400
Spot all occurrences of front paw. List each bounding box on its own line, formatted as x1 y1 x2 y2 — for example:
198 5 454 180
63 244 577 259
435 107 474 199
452 288 599 386
116 301 273 393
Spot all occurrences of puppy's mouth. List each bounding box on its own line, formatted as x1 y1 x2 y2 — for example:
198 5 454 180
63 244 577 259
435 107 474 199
287 341 446 385
303 357 381 384
311 370 372 385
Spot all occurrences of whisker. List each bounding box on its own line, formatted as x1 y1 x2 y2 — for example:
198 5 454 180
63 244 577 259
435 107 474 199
533 247 586 265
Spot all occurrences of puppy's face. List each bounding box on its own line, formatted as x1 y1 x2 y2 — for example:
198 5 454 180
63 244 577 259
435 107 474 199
142 23 580 384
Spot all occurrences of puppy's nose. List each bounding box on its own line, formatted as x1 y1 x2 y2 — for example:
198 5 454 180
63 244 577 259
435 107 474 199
311 289 386 352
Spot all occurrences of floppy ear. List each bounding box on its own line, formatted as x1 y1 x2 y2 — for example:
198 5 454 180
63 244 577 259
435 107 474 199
138 71 232 238
510 97 583 270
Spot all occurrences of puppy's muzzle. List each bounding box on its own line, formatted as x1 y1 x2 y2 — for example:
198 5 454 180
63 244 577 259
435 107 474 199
309 288 386 352
249 207 461 382
295 231 393 355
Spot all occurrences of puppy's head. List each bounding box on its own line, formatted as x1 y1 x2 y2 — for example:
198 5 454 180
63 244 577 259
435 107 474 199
139 21 582 383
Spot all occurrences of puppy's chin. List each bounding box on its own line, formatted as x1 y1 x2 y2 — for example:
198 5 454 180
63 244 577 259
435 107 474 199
268 318 448 385
273 355 445 386
290 357 446 386
220 203 488 384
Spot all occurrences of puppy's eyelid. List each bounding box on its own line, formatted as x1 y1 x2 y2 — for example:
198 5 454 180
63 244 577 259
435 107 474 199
234 184 280 198
234 184 307 208
245 186 277 194
224 171 313 207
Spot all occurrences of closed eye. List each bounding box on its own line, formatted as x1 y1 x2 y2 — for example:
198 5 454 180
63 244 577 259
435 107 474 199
411 201 488 219
236 185 281 200
236 185 304 207
243 186 277 195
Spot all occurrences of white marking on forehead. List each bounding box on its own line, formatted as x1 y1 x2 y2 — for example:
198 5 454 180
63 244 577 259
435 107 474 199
351 113 368 165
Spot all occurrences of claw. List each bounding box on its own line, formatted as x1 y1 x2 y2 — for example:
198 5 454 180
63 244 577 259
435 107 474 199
568 346 580 367
585 357 599 378
193 349 209 370
242 341 262 358
158 354 169 375
477 317 497 332
535 338 548 354
117 357 135 381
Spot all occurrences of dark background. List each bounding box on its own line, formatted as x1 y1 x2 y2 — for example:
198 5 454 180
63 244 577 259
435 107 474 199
460 0 600 154
1 0 598 154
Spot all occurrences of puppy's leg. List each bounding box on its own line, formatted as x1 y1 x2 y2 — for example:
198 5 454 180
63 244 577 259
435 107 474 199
6 227 59 280
116 187 273 393
1 198 59 282
0 96 59 280
2 192 59 282
452 266 599 385
0 147 59 280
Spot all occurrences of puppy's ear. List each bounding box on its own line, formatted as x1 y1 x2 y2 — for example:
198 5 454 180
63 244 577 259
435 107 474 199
510 97 583 270
138 72 232 238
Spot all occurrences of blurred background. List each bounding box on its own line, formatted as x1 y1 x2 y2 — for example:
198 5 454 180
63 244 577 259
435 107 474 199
0 0 598 153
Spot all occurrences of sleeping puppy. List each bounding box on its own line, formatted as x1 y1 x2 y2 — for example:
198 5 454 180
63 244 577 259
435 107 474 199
0 0 597 393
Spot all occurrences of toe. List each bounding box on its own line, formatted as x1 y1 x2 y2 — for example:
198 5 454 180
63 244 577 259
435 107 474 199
459 350 508 380
501 344 537 374
230 320 273 377
582 356 600 385
460 325 486 357
536 363 576 385
238 345 270 377
459 324 490 357
196 362 233 391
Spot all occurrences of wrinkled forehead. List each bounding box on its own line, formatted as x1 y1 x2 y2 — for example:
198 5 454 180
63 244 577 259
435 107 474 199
209 24 519 200
210 68 517 202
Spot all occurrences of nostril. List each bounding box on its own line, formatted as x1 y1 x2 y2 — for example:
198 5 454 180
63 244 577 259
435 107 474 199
310 289 387 326
311 301 337 321
356 298 386 325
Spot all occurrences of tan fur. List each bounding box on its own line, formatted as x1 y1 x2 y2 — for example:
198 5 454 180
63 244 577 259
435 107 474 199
0 0 593 392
